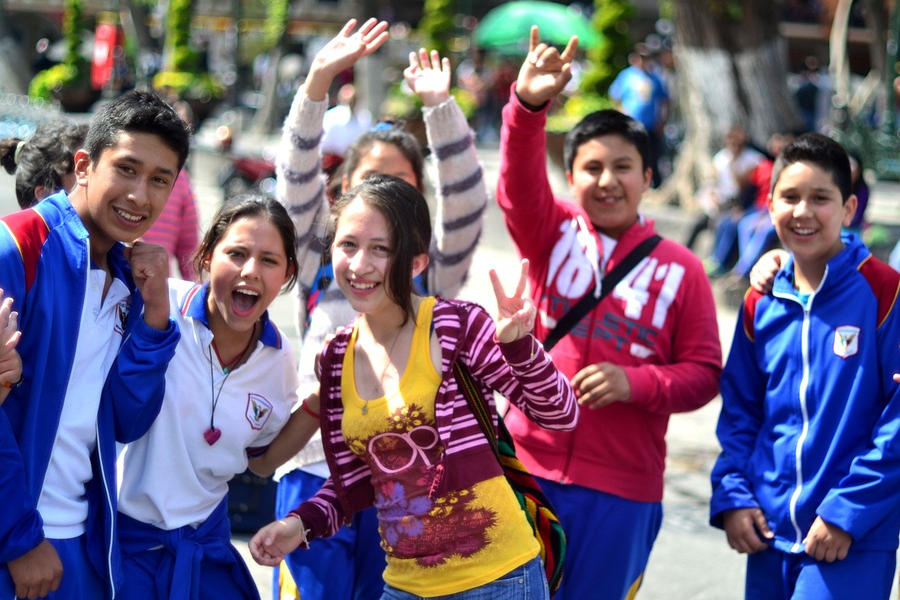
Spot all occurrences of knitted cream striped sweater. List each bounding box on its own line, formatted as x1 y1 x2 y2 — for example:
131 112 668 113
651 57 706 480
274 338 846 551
274 92 488 470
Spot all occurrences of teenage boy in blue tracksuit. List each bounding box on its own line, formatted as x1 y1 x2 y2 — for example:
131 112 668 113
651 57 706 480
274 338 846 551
710 133 900 599
0 90 190 599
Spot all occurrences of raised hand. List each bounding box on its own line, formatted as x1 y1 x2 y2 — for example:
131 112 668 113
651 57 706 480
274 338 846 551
490 259 536 343
125 242 170 331
305 18 390 101
515 26 578 108
404 48 451 107
249 517 305 567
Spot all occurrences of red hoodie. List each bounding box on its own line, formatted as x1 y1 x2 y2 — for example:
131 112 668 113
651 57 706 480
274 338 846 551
497 88 722 502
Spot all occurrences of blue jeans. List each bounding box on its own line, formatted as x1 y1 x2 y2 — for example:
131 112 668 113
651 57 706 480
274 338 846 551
379 555 548 600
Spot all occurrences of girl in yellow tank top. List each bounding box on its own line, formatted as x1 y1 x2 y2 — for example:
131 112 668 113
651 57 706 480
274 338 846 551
250 175 579 599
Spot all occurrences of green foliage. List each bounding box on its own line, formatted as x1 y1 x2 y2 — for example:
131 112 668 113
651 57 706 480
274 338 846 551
28 63 87 101
554 0 632 131
451 87 477 120
381 83 477 121
580 0 633 95
29 0 88 101
63 0 83 66
262 0 290 50
382 82 422 119
155 0 223 101
153 71 224 101
165 0 195 72
548 94 615 132
419 0 456 57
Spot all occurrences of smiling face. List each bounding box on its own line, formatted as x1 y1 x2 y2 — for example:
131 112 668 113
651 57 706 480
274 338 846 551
331 195 427 323
344 141 419 191
768 160 857 286
565 134 652 239
71 131 179 261
205 215 292 343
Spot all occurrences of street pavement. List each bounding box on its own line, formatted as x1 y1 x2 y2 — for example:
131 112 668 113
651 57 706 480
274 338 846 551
2 139 897 599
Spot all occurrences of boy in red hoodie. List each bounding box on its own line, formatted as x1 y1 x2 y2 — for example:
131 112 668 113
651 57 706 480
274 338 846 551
498 28 722 599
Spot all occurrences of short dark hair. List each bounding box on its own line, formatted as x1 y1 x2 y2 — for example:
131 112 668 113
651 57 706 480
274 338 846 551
770 133 852 202
84 89 191 172
326 174 432 325
342 123 425 192
0 119 88 208
194 193 299 291
564 109 650 173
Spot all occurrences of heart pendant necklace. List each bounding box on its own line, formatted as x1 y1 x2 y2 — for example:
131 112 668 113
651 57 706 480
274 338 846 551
203 324 258 445
205 346 233 445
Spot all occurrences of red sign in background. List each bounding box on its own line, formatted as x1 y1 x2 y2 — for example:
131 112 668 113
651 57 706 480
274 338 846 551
91 21 120 90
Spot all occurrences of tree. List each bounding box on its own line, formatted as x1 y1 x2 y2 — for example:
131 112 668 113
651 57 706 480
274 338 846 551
250 0 291 134
120 0 161 87
660 0 801 207
580 0 634 94
419 0 456 58
28 0 96 110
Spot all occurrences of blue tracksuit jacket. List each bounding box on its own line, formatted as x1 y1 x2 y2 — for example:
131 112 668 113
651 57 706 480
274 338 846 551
0 191 179 598
710 235 900 554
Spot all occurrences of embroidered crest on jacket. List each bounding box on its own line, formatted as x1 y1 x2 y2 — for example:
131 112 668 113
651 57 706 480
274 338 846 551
833 325 860 358
245 393 273 430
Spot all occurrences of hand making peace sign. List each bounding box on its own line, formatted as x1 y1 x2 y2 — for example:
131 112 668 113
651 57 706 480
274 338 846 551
490 259 536 344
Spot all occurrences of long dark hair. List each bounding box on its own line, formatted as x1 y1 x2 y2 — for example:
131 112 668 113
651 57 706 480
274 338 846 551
326 175 432 324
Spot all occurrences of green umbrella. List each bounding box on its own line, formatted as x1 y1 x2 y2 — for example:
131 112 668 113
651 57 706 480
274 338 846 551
474 1 601 53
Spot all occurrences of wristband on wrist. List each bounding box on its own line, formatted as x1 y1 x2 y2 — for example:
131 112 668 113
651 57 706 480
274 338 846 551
300 399 319 419
286 512 311 548
514 89 549 112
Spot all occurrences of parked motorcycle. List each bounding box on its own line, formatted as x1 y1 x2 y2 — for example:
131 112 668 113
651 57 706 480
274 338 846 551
214 120 277 197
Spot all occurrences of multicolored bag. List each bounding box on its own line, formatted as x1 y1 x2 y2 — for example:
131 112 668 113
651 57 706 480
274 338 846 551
453 361 566 595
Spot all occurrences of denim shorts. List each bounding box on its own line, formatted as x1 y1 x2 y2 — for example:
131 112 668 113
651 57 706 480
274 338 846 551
380 554 548 600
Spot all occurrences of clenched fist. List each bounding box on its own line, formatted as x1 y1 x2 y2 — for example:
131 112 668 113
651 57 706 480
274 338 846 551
126 242 170 330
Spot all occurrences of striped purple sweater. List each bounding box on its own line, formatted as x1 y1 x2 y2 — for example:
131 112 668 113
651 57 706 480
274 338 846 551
291 298 578 541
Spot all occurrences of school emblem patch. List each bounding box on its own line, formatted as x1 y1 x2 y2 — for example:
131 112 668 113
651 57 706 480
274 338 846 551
832 325 860 359
245 394 273 430
114 298 130 336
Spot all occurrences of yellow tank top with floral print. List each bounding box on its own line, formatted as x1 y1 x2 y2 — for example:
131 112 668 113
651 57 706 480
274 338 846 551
341 296 538 596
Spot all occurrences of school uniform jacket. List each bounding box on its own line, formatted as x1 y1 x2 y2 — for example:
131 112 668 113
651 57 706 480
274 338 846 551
0 191 180 597
291 298 578 540
710 235 900 553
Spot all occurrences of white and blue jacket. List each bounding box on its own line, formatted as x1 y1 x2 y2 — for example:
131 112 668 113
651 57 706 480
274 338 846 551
0 191 180 597
711 235 900 554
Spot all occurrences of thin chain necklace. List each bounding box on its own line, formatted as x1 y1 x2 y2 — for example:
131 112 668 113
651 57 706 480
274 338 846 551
360 320 407 415
203 323 258 445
